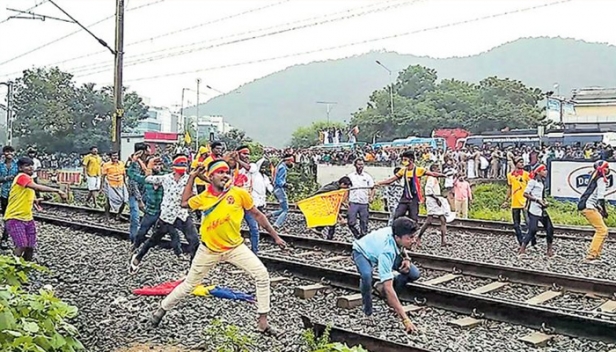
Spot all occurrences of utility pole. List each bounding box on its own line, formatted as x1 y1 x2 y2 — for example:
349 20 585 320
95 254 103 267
316 101 337 124
196 79 201 149
1 82 14 146
180 88 188 136
112 0 125 154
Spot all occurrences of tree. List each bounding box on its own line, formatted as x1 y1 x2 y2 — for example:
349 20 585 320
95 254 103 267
349 65 547 143
219 128 253 151
290 121 346 148
12 67 148 153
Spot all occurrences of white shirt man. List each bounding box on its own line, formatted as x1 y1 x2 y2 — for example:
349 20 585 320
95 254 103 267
346 159 375 238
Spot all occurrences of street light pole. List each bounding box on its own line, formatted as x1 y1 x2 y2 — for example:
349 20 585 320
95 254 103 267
196 78 201 148
376 60 394 117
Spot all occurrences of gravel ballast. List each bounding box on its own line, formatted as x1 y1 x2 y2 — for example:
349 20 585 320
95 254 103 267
2 221 613 351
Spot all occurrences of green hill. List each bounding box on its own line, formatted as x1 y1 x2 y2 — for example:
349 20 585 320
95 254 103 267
185 37 616 147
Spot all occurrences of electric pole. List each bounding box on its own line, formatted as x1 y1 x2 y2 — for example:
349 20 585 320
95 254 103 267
196 78 201 149
316 101 337 124
112 0 125 154
1 81 13 146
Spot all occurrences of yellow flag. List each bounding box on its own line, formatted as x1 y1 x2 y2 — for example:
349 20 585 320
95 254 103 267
297 189 347 228
184 131 192 144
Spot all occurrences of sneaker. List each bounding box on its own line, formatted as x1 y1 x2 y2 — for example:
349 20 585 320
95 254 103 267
151 307 167 327
128 253 140 275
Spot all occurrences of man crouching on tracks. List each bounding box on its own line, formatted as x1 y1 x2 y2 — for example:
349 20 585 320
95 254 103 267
352 216 420 333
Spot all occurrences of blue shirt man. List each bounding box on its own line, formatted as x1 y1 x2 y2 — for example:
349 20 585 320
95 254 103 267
0 146 19 248
271 154 294 229
352 217 420 333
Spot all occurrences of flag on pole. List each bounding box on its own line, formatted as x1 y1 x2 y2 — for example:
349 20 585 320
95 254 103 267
184 131 192 144
297 189 347 228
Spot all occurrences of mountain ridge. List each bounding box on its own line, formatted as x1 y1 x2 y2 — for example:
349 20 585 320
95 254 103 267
184 37 616 147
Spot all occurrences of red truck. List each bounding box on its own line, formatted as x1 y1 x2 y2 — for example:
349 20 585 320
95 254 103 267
433 128 470 150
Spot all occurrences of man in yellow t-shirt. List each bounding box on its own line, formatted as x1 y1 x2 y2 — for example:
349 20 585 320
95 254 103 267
151 160 287 337
82 146 103 207
376 150 443 222
101 151 128 218
502 157 532 245
5 157 66 261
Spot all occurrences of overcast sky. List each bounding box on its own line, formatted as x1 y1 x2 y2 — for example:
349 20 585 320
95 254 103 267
0 0 614 108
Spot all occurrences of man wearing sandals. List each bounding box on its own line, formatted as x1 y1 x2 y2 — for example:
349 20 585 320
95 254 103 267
352 216 420 333
151 160 287 337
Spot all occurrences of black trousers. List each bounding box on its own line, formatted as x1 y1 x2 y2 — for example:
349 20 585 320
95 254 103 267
393 197 420 222
1 197 8 242
512 208 532 245
522 213 554 246
315 225 336 240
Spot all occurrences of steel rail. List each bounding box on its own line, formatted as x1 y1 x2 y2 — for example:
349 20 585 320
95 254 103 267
32 212 432 351
33 213 616 343
35 204 616 296
41 201 612 242
65 188 610 235
261 256 616 344
260 233 616 298
300 316 435 352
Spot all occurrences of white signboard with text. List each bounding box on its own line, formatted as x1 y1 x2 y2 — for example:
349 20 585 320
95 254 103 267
549 160 616 202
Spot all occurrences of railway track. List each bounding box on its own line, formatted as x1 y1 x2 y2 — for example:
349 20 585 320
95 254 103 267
66 186 614 240
33 202 616 345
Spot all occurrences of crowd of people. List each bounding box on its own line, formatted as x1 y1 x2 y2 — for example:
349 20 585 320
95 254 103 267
0 138 612 336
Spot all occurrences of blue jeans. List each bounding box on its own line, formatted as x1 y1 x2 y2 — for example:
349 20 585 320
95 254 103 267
272 187 288 228
244 211 260 253
352 249 420 316
128 195 140 243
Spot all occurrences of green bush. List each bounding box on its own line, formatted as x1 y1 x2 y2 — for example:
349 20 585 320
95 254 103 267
203 319 254 352
302 325 368 352
0 255 84 352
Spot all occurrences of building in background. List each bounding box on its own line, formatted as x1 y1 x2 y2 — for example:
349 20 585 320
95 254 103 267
186 114 233 142
565 87 616 132
133 104 180 134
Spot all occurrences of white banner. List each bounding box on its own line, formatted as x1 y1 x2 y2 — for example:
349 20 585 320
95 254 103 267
549 160 616 201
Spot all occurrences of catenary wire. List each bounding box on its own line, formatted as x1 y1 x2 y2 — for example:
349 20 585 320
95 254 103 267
0 0 167 67
114 0 574 83
0 0 291 76
68 0 420 76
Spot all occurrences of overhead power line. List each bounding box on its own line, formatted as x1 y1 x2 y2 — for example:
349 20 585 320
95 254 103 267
0 0 291 76
47 0 115 54
116 0 574 83
0 0 167 66
69 0 420 77
0 0 49 26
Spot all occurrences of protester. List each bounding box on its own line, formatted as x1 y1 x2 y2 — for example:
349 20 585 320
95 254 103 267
453 174 472 219
416 164 449 247
3 157 67 261
578 160 610 262
0 145 18 249
352 216 419 332
346 158 375 238
82 146 103 208
311 176 352 240
271 153 294 229
150 160 287 337
503 157 533 246
519 164 554 257
101 151 128 219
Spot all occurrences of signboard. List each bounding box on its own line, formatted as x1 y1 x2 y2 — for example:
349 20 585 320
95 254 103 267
549 160 616 202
